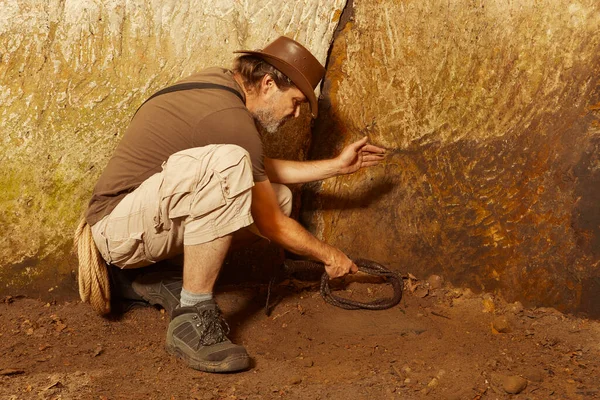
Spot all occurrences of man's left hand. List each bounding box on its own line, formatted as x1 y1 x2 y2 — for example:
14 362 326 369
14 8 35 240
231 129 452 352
336 136 386 175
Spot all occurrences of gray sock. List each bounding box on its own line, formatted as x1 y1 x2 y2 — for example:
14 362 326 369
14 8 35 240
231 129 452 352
180 288 213 307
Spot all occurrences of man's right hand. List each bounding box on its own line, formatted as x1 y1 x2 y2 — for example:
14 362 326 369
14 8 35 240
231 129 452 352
324 249 358 279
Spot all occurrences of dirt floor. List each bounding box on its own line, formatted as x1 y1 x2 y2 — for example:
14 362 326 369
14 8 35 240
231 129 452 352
1 274 599 400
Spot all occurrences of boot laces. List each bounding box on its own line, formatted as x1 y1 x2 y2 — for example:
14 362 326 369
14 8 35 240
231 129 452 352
196 309 230 347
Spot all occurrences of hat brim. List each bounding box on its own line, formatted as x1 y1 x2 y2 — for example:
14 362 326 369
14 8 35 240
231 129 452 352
235 50 319 118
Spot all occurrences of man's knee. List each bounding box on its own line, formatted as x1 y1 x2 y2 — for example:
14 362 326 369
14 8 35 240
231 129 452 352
205 144 253 201
207 145 252 179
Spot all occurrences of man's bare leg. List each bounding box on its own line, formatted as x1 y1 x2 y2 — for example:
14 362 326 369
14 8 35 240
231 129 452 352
180 235 232 306
168 231 249 373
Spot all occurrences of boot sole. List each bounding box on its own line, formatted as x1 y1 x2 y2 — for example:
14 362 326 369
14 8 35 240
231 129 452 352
165 341 250 373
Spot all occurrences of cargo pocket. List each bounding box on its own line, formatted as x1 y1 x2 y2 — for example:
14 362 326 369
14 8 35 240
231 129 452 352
189 172 227 218
188 152 253 218
214 152 254 199
105 232 148 268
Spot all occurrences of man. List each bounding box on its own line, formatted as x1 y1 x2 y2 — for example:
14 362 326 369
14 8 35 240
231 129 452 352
76 36 385 373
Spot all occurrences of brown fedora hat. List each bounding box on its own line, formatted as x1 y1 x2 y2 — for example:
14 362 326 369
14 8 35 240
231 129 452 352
235 36 325 118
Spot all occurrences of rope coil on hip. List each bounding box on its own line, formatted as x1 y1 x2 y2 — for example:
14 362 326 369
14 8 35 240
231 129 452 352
73 219 111 315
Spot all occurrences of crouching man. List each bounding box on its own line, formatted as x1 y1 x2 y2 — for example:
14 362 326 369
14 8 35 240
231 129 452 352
75 36 386 373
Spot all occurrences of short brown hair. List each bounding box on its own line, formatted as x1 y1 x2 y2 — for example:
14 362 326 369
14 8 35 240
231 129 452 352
233 55 295 93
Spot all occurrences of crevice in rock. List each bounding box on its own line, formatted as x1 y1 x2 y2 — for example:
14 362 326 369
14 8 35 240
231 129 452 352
321 0 354 87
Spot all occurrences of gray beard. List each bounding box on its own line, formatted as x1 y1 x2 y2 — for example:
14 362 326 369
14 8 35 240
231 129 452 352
252 108 282 134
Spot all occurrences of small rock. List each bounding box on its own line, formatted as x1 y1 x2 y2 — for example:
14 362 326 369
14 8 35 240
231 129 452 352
502 375 527 394
92 345 104 357
507 301 524 314
289 376 302 385
43 380 64 391
427 275 443 290
522 367 544 383
427 377 439 388
537 307 562 316
492 316 510 333
483 298 495 313
414 287 429 298
301 358 314 367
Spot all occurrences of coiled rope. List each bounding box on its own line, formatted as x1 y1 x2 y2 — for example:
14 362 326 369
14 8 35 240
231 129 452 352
73 219 111 315
320 258 403 310
267 258 403 313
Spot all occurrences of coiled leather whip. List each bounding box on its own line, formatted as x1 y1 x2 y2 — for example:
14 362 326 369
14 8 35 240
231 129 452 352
266 258 403 314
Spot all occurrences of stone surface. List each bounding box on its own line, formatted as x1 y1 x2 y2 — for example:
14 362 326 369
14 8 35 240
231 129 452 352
502 375 528 394
490 373 528 395
507 301 524 314
492 315 510 333
304 0 600 316
427 275 443 290
0 0 346 295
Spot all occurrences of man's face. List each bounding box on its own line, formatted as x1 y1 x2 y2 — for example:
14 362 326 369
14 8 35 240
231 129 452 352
251 80 307 134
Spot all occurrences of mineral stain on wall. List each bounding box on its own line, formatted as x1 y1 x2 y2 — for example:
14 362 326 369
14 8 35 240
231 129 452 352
304 0 600 316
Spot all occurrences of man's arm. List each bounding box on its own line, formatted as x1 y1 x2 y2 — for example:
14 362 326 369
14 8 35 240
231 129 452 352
251 180 357 278
264 136 386 184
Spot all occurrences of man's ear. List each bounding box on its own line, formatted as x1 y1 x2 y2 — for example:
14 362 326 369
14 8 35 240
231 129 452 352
260 74 276 95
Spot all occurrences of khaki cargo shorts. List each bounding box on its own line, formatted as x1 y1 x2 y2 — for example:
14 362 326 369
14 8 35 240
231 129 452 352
91 144 292 269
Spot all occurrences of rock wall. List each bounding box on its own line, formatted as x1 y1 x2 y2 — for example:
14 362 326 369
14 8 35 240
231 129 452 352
0 0 346 296
4 0 600 317
304 0 600 316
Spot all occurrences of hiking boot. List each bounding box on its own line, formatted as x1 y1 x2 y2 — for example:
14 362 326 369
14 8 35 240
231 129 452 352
108 265 146 302
131 269 183 318
107 266 150 314
165 299 250 373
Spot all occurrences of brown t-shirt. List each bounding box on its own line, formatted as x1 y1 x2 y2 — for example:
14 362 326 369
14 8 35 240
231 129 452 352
85 68 266 226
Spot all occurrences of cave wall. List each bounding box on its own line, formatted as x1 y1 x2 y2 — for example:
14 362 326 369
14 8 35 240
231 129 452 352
3 0 599 317
304 0 600 316
0 0 346 296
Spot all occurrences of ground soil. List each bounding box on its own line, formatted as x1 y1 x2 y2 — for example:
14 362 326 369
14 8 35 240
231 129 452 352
1 275 599 400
